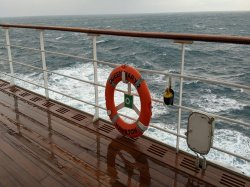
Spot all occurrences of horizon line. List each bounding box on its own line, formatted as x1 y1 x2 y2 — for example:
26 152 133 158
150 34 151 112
0 10 249 19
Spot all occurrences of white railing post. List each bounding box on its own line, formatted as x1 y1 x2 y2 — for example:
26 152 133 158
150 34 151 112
5 28 15 85
91 35 99 122
174 40 192 153
176 42 186 153
39 30 49 99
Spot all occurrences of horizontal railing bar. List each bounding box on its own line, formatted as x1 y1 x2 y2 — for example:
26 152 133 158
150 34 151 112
6 59 113 93
2 58 123 94
3 59 135 97
37 73 250 127
136 67 250 91
50 71 95 86
1 24 250 45
45 49 89 60
0 58 8 62
76 58 250 91
10 46 249 91
95 60 250 91
152 97 250 128
31 59 42 64
10 61 144 122
19 59 42 64
2 59 250 128
178 105 250 128
0 73 136 121
150 124 186 138
12 59 102 88
45 39 86 46
118 113 137 121
1 72 136 121
212 146 250 163
1 72 100 108
12 60 43 70
10 44 40 52
95 60 120 68
181 74 250 90
5 59 250 128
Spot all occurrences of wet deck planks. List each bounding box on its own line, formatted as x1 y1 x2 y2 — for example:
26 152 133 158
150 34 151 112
0 80 249 187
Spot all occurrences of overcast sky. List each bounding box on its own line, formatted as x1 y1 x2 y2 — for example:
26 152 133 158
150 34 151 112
0 0 249 17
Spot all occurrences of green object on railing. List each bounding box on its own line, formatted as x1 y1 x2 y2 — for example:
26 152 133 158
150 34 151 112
124 94 133 109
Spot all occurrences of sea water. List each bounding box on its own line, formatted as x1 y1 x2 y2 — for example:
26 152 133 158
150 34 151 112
0 12 250 176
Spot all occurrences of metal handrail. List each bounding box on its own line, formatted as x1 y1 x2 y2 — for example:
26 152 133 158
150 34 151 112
1 24 250 44
1 43 250 129
1 45 250 127
10 44 40 52
0 25 250 171
1 72 99 108
5 44 250 91
1 72 138 122
1 56 250 129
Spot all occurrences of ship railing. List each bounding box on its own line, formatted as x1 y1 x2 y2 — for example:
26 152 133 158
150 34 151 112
0 24 250 166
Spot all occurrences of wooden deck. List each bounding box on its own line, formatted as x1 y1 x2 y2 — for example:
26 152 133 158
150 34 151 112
0 79 249 187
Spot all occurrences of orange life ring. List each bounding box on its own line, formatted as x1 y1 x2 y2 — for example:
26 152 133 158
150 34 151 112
105 64 152 138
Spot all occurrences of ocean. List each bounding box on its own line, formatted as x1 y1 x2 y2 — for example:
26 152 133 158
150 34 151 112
0 12 250 176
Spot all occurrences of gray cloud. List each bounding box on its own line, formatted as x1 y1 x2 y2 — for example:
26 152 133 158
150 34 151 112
0 0 249 17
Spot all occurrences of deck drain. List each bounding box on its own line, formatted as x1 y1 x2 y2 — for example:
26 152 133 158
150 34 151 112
42 102 55 107
71 114 86 121
30 97 42 102
126 137 138 142
19 92 31 97
9 87 19 93
220 174 245 187
56 107 70 114
98 124 114 133
147 144 167 157
180 157 200 173
0 83 8 87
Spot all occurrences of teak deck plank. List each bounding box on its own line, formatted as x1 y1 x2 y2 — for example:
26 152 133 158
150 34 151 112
0 81 249 187
0 139 48 181
0 166 22 187
0 150 43 187
40 176 63 187
4 133 77 187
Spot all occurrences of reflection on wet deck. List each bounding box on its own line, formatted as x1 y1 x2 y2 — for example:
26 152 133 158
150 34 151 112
0 80 249 187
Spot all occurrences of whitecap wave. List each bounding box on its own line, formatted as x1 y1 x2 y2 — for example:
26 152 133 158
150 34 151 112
190 93 246 113
209 129 250 176
55 36 63 40
194 24 206 29
184 80 199 85
96 40 107 44
213 129 250 159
